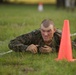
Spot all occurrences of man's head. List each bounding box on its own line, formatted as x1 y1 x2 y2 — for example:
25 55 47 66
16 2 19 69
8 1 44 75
40 19 56 43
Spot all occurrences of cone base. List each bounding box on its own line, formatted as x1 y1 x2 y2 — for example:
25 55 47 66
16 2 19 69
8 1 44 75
55 58 76 62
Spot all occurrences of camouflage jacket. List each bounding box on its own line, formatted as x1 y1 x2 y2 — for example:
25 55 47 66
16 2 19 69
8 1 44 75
8 29 61 53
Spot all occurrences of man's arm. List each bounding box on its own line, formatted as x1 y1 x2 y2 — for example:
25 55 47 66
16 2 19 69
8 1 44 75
8 33 32 52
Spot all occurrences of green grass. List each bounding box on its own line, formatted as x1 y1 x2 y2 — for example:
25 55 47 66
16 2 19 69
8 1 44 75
0 4 76 75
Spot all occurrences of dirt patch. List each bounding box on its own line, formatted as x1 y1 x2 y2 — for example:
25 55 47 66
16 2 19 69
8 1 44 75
22 67 36 73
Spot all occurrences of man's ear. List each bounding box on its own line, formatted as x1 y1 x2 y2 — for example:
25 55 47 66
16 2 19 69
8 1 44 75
54 27 56 33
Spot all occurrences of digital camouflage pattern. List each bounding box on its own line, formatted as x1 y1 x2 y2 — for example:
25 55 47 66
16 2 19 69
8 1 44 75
8 29 61 53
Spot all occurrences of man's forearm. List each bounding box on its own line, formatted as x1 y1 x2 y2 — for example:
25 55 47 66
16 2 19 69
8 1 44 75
8 43 28 52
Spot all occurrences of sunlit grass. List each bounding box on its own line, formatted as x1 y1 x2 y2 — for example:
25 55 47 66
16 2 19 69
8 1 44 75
0 4 76 75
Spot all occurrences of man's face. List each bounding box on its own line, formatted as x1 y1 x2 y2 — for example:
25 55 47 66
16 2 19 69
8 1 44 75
40 24 55 42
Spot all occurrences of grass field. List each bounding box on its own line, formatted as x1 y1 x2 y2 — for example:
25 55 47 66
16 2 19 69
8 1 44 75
0 4 76 75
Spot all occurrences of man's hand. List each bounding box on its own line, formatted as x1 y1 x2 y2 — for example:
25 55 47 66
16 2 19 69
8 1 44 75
26 44 38 54
39 45 52 53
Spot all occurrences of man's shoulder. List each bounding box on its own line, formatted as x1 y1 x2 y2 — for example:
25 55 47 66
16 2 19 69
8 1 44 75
31 29 41 35
54 29 61 39
17 29 41 38
55 29 62 36
56 29 62 34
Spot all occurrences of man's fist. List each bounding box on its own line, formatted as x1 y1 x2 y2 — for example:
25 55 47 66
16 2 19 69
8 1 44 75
39 45 52 53
26 44 38 54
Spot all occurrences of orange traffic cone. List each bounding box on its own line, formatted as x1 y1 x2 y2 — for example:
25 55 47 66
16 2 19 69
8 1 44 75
38 2 43 12
56 20 76 61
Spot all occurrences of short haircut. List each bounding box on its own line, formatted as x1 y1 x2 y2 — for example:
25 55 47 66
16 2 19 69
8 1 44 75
41 19 54 28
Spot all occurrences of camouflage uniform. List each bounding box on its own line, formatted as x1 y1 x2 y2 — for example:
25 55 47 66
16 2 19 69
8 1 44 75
8 29 61 53
72 38 76 49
